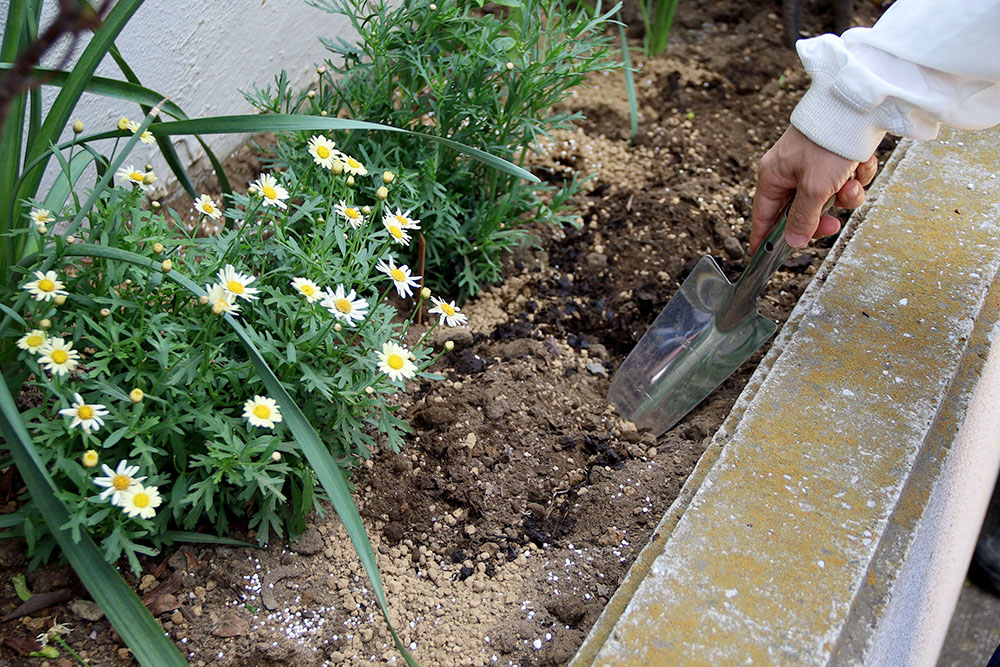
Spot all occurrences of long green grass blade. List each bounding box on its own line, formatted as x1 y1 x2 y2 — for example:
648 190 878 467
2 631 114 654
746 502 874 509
161 531 258 548
0 381 187 666
649 0 678 55
63 243 418 666
154 115 540 183
617 17 639 142
0 64 189 120
0 0 27 250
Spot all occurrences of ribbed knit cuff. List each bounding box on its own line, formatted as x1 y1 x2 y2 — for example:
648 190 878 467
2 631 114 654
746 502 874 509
790 75 887 162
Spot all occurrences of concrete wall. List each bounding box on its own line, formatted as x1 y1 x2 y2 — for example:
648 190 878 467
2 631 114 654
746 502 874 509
3 0 355 193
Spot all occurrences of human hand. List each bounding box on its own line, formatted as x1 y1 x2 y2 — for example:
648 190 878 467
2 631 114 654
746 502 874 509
749 126 878 253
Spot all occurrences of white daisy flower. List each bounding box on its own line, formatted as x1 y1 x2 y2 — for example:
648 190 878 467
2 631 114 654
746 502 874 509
29 208 54 228
115 165 153 192
334 150 368 176
320 285 369 326
16 329 48 354
382 213 415 246
193 194 223 220
119 483 162 519
375 255 421 298
248 173 289 209
387 207 420 230
334 200 366 229
93 460 146 505
58 393 109 433
125 119 156 145
290 277 321 303
243 395 283 429
429 296 468 327
307 135 338 169
205 282 241 315
216 265 260 301
37 337 81 377
376 341 418 383
22 270 68 302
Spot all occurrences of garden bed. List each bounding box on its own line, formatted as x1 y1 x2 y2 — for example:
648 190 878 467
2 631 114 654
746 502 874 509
0 1 893 665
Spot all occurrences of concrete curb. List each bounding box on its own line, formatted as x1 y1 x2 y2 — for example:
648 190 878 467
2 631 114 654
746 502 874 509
571 126 1000 665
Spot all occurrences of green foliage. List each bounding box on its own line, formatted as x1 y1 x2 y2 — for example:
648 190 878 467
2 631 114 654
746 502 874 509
7 147 453 573
637 0 679 55
246 0 619 300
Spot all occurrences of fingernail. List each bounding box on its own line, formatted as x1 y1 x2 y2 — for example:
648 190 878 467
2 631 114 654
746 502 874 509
785 232 809 248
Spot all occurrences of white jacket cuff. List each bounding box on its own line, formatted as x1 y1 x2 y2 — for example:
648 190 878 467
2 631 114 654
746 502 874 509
790 73 887 163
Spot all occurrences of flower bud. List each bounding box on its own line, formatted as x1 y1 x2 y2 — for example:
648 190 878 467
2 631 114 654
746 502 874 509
333 323 342 332
82 450 99 468
129 388 144 403
320 110 328 117
151 200 161 209
429 3 437 9
362 205 371 215
376 186 388 200
445 340 455 351
100 308 111 317
307 90 316 98
39 319 51 329
36 646 60 659
420 287 431 299
211 302 224 315
317 65 327 75
36 224 47 234
506 62 514 71
346 175 355 186
161 259 173 272
118 116 130 131
382 171 395 184
152 242 164 254
54 294 67 306
73 120 85 133
143 171 157 185
199 294 210 305
144 163 154 172
271 451 282 462
331 160 343 174
65 235 75 244
365 386 374 394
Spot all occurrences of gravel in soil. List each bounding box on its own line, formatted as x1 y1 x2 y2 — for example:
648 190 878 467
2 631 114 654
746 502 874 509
0 1 893 665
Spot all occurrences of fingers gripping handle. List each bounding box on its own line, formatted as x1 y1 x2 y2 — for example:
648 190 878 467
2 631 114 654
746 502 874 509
717 193 837 331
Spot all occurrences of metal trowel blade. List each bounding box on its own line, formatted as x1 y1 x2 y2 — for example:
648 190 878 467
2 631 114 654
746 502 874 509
607 256 777 437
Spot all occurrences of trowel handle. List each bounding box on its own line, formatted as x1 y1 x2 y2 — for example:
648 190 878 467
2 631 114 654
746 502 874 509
718 194 837 330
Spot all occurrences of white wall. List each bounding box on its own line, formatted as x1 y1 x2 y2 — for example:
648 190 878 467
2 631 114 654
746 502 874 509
3 0 355 195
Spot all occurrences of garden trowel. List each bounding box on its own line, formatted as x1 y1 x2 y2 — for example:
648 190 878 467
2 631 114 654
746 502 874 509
607 201 827 437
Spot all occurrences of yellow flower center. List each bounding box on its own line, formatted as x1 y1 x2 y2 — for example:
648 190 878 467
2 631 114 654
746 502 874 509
262 185 278 200
203 201 215 213
347 157 361 169
387 354 405 370
441 303 456 316
335 298 352 313
300 284 316 297
130 171 144 182
391 268 406 282
227 280 245 294
316 146 330 159
27 335 44 347
112 474 131 491
38 279 55 292
253 404 272 419
51 349 68 364
77 405 94 420
345 208 359 219
389 225 403 239
395 215 409 226
133 492 150 508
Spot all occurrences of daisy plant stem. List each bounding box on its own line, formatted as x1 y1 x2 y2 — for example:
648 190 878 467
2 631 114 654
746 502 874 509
53 634 89 666
403 290 431 337
411 319 440 351
229 198 262 258
333 283 394 360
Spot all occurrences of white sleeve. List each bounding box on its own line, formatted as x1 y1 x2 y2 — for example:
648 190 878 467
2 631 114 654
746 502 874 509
789 0 1000 162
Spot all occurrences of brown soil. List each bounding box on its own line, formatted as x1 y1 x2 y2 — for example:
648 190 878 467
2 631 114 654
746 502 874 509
0 1 894 665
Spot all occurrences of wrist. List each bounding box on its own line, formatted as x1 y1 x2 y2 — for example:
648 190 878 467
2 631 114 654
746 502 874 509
790 74 887 163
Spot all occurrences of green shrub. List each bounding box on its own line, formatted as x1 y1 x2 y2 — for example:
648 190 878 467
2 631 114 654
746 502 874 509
8 136 462 574
247 0 620 299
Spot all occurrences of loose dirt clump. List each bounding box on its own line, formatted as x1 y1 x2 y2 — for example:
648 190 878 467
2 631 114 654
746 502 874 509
0 1 894 665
